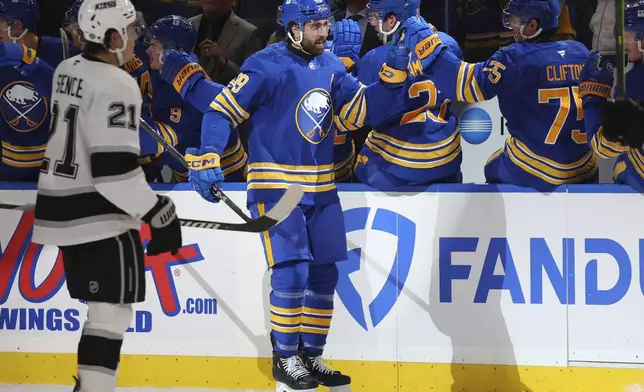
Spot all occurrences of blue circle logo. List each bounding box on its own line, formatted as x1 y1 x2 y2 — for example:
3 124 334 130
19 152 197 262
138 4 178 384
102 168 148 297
459 107 492 145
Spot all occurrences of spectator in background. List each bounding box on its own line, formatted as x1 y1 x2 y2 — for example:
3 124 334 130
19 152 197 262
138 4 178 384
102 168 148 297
190 0 263 85
233 0 283 45
589 0 614 54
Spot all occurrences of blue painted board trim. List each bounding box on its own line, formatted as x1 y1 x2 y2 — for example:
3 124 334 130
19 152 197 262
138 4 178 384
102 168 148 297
0 181 639 194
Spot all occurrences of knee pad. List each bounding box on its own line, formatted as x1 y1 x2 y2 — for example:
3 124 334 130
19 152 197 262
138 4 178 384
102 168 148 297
307 263 339 295
85 302 133 337
271 260 309 293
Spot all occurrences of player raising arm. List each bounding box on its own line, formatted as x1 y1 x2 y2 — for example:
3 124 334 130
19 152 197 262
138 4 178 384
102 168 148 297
413 0 598 191
32 1 182 391
184 0 417 391
579 0 644 191
147 15 248 181
353 0 464 190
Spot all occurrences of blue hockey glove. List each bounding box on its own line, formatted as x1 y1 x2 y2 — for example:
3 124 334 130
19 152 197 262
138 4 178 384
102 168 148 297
160 49 207 99
395 17 445 70
579 51 614 103
379 42 410 88
184 147 225 203
332 19 361 71
0 43 38 73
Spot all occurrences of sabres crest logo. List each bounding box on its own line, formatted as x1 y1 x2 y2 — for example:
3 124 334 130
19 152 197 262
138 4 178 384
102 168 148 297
295 88 333 144
1 81 48 133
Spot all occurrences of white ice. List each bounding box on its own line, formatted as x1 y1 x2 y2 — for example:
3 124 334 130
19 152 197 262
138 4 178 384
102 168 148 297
0 385 270 392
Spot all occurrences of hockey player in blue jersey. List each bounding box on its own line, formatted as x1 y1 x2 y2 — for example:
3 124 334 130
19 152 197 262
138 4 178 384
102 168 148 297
406 0 597 191
579 0 644 191
0 0 75 67
352 0 463 190
0 42 53 181
143 15 247 182
184 0 422 389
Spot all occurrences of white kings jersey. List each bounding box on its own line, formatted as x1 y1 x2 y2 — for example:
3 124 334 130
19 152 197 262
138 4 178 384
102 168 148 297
32 54 158 247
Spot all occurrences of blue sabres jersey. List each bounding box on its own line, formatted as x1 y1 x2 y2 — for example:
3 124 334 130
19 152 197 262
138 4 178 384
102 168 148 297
582 62 644 192
0 55 54 181
202 41 402 205
428 39 597 189
124 41 153 109
354 32 462 185
150 67 247 181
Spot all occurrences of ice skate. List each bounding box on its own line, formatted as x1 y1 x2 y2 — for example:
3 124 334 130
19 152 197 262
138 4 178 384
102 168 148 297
299 351 351 391
273 351 319 392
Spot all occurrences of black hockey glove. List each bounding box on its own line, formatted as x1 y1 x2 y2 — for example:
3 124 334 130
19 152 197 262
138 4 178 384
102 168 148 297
602 98 644 149
142 195 182 256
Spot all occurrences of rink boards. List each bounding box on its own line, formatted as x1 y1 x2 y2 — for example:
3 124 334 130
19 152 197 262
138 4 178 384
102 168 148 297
2 182 644 391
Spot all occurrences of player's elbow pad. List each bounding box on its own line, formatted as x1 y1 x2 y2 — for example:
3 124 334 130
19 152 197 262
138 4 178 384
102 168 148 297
90 151 141 181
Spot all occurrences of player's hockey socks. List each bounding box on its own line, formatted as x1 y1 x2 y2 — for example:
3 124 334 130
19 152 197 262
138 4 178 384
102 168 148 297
602 98 644 149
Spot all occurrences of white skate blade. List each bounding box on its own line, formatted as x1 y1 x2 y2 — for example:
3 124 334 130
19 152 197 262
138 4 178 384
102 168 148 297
329 385 352 392
276 381 317 392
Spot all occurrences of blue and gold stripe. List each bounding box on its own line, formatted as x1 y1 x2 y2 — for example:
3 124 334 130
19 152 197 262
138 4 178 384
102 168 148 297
626 149 644 180
301 306 333 336
221 138 248 177
590 126 628 159
505 137 598 185
1 141 45 168
247 162 336 193
270 305 303 334
364 131 462 169
456 62 485 103
338 84 368 131
209 88 250 128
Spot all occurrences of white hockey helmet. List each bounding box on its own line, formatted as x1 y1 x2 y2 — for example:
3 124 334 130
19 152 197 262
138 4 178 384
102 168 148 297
77 0 138 64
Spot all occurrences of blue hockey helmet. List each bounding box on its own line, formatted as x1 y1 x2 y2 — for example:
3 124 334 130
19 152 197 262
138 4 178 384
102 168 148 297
502 0 560 33
278 0 332 28
366 0 410 39
145 15 197 51
0 0 39 31
65 0 84 23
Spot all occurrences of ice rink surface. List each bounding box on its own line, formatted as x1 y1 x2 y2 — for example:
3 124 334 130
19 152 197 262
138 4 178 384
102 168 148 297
0 386 271 392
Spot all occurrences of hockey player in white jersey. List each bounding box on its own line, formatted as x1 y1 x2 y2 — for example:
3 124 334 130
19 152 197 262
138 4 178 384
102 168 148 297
32 0 183 391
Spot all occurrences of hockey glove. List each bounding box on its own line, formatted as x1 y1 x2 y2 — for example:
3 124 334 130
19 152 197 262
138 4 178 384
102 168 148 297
602 98 644 149
379 42 410 88
396 17 444 70
579 51 614 103
142 195 183 256
0 43 38 71
332 19 361 71
160 49 207 99
184 147 225 203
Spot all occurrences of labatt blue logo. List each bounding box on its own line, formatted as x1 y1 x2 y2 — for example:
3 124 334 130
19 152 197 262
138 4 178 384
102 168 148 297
337 207 416 330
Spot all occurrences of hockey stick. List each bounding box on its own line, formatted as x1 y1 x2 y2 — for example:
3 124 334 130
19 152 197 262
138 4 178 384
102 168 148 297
0 185 303 233
60 28 69 60
138 117 253 223
614 0 626 98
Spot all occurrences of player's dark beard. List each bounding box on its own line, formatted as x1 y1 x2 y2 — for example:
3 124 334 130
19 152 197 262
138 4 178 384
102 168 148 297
302 37 325 55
